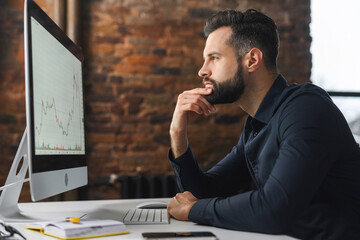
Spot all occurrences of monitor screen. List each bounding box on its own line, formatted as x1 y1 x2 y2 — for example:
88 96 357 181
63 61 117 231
25 0 87 201
31 17 85 156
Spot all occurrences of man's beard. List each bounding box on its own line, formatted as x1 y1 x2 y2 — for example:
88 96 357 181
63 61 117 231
203 64 245 105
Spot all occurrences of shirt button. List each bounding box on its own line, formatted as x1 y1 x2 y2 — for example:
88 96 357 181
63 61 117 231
253 132 258 137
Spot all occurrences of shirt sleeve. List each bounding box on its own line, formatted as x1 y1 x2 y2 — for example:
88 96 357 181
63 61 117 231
187 93 342 234
169 137 252 199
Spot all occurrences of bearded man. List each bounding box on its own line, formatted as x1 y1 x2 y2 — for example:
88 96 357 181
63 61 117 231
167 9 360 240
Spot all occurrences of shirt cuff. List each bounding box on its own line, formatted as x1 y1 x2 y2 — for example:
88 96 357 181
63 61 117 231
168 146 194 165
169 147 193 193
188 198 216 225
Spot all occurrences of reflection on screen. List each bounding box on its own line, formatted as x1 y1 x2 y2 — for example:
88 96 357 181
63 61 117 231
31 17 85 155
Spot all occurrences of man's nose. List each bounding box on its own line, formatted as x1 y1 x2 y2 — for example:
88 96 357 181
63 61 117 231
198 63 211 78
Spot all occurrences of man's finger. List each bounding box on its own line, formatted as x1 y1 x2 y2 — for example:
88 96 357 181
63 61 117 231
184 87 213 96
180 93 216 115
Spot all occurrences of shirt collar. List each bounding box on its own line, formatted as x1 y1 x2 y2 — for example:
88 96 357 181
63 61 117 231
252 74 288 124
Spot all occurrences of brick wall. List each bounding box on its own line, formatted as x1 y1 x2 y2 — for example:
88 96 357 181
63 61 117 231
0 0 311 201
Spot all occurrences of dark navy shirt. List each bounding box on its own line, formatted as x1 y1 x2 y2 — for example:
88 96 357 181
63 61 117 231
169 75 360 239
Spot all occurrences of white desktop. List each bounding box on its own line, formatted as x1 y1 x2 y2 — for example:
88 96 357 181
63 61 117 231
6 199 295 240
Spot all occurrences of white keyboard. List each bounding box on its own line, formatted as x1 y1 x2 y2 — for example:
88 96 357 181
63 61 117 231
123 208 169 224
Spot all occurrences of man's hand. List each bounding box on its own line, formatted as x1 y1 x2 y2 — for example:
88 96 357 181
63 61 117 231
170 88 216 158
167 191 198 221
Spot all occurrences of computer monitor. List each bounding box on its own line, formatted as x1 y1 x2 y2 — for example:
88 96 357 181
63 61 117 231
0 0 87 221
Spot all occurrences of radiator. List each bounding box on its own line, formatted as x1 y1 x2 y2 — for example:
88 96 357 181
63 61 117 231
116 175 179 199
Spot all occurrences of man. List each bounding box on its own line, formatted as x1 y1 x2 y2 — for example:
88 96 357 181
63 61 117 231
167 9 360 239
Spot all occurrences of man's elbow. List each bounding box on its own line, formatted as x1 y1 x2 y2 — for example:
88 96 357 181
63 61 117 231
255 210 294 234
258 218 290 234
211 212 292 234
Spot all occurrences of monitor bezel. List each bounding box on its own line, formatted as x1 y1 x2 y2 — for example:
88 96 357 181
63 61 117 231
25 0 86 174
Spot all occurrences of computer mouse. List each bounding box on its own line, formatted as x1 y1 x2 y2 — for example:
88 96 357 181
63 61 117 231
136 201 168 209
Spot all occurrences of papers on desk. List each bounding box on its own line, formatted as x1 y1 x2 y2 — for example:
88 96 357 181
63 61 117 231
25 219 128 240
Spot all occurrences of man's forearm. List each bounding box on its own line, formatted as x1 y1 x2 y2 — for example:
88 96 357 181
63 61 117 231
169 87 214 158
170 129 189 158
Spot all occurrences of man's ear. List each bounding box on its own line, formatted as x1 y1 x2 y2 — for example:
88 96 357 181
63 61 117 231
244 48 263 73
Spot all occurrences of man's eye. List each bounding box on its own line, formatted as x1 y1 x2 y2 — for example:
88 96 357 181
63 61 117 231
211 56 219 61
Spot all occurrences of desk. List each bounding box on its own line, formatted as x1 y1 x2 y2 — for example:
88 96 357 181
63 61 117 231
6 199 296 240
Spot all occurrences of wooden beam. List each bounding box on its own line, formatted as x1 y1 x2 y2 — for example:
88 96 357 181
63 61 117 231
67 0 80 44
54 0 66 31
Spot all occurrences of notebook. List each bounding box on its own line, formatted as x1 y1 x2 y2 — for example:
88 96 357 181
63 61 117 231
25 219 128 240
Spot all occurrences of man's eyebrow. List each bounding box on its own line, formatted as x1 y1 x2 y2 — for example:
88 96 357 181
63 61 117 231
203 51 221 60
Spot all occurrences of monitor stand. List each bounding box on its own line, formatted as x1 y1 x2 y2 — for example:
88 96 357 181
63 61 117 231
0 129 86 223
0 128 33 222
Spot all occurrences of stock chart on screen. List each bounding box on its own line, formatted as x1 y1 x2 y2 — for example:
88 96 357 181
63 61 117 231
31 17 85 155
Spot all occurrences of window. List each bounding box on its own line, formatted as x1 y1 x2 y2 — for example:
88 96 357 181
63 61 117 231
310 0 360 142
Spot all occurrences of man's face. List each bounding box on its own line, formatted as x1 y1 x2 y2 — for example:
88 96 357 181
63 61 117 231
199 26 245 105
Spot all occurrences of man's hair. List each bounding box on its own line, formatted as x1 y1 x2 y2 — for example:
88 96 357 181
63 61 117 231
204 9 279 71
